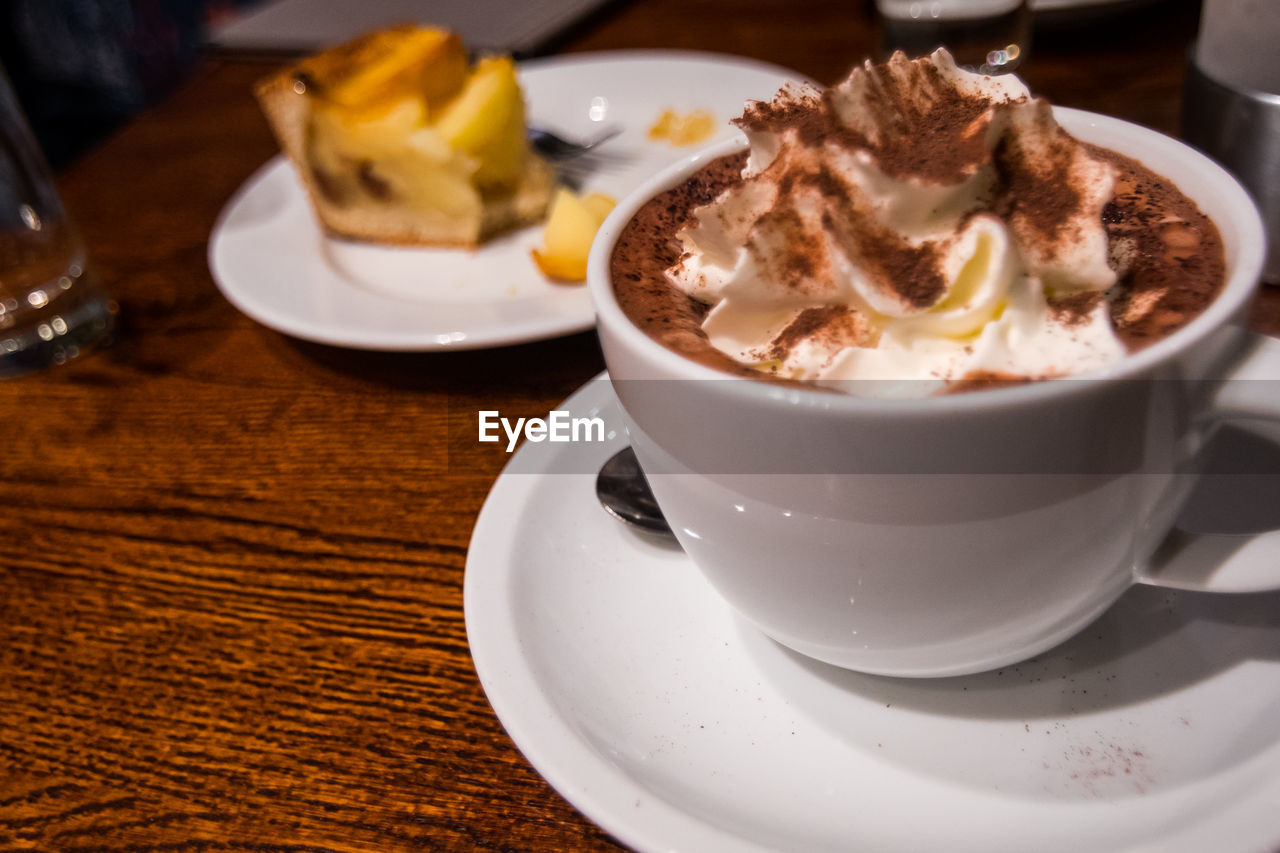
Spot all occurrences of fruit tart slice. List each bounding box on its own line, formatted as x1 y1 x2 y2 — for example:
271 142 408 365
255 25 555 248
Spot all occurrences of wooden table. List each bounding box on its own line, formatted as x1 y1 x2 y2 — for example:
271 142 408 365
2 0 1275 849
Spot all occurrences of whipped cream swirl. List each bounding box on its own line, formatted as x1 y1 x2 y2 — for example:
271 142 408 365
666 49 1126 395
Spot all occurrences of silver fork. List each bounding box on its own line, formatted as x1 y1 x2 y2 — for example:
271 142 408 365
527 125 622 159
528 125 625 190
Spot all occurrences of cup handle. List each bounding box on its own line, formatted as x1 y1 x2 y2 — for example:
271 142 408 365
1205 332 1280 420
1136 331 1280 592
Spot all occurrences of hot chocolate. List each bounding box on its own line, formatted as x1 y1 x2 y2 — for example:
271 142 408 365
610 51 1225 395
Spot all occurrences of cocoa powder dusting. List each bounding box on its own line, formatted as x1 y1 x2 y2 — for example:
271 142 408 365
1048 291 1104 327
737 90 837 153
739 63 1003 186
752 203 827 296
994 125 1081 263
821 207 947 309
833 60 1003 185
871 238 947 308
1087 143 1225 349
610 152 747 373
766 306 856 361
612 111 1226 387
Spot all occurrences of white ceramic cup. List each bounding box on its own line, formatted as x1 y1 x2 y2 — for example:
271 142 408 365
587 108 1280 678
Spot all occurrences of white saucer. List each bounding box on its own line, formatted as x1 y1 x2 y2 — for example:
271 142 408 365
208 51 802 351
465 373 1280 853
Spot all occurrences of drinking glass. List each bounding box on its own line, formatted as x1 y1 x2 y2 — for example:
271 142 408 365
0 65 114 376
1181 0 1280 284
874 0 1031 75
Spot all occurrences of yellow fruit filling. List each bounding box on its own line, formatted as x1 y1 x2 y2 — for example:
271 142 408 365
647 108 717 146
532 188 617 282
299 26 535 224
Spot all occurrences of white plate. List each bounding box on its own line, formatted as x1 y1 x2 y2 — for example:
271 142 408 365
208 51 802 350
465 374 1280 853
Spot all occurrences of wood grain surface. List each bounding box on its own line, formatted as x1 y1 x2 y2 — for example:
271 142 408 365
2 1 1276 850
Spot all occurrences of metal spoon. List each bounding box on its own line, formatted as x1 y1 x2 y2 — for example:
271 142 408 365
595 446 673 536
